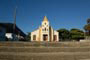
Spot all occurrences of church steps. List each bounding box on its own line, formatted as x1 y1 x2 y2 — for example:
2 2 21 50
0 47 90 53
0 52 90 60
0 42 90 47
0 42 90 60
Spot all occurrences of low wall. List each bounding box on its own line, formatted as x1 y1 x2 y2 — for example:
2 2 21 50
80 39 90 42
0 41 90 47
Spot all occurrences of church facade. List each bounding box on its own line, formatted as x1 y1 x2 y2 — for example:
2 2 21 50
31 16 59 42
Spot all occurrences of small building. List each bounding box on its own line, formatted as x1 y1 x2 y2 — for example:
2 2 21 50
0 23 26 41
31 16 59 42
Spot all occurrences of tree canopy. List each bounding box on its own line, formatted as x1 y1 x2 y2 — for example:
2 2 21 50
84 18 90 36
87 18 90 24
70 28 84 41
57 28 71 41
57 28 84 41
25 32 31 41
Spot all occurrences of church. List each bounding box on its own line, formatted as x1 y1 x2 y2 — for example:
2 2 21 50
31 16 59 42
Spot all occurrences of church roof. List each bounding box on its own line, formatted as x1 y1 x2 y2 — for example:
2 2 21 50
43 16 48 21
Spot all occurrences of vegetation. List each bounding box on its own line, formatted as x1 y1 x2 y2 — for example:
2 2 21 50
25 32 31 41
57 28 71 41
57 28 84 41
70 28 84 41
84 18 90 36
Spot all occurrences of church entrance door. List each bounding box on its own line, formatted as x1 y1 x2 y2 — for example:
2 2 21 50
43 34 48 41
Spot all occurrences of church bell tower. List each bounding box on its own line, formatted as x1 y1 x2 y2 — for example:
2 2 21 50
41 16 50 41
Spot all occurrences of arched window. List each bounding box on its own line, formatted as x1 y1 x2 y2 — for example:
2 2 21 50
45 23 46 25
45 28 46 31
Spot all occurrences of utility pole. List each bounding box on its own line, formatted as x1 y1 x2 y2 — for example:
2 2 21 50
13 6 17 41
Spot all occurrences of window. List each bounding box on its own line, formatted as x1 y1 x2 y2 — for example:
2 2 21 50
45 28 46 31
45 23 46 25
33 35 36 40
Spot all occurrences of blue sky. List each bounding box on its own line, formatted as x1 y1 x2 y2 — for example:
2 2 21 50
0 0 90 34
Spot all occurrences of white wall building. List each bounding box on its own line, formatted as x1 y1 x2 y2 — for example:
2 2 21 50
31 16 59 42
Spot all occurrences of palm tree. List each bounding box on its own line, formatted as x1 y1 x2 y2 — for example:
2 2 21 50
84 24 90 36
84 18 90 36
87 18 90 24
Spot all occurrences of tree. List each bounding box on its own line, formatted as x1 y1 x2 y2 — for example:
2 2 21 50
57 28 71 41
25 32 31 41
84 24 90 36
87 18 90 24
70 28 84 41
84 18 90 36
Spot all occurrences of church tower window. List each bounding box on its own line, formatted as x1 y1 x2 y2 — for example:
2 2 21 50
45 23 46 25
45 28 46 31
